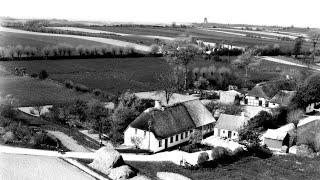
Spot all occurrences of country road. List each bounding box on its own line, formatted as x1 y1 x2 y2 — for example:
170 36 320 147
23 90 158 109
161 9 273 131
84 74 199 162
259 56 320 71
0 27 151 52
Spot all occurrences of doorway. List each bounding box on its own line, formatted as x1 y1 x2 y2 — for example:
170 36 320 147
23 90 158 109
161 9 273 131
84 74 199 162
165 138 168 149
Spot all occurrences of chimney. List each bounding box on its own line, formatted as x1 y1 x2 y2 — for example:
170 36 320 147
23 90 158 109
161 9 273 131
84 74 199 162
154 100 162 109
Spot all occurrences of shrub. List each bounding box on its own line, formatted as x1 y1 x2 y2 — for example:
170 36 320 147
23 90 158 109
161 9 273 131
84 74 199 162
93 89 102 96
74 83 90 93
30 73 38 78
197 152 209 165
38 70 49 80
211 146 231 162
64 80 74 89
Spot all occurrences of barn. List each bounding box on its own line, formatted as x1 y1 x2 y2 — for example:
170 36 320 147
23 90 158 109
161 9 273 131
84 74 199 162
262 123 295 151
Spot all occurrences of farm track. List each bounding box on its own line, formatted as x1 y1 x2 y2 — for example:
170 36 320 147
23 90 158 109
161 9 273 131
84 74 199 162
0 27 151 52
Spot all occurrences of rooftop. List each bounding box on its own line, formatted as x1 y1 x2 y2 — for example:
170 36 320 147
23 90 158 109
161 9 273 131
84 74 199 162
215 113 248 132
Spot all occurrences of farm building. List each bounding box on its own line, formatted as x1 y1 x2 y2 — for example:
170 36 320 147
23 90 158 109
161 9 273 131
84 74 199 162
306 102 320 113
213 113 249 140
123 100 215 152
134 91 199 106
269 90 296 107
219 90 241 105
242 83 278 108
297 116 320 151
262 123 295 151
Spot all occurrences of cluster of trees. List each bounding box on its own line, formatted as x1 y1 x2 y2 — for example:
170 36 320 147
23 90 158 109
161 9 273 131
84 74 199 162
291 73 320 109
0 44 147 60
44 91 153 144
0 104 60 150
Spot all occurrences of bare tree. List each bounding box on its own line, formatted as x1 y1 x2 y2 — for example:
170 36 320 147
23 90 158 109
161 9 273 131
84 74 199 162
163 37 200 90
42 46 51 59
156 68 178 105
310 32 320 64
15 45 23 59
232 48 260 86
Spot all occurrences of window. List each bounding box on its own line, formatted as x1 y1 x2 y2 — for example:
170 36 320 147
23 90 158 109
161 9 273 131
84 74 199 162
181 133 184 139
223 130 225 134
255 97 259 100
176 135 179 141
159 140 162 147
144 131 146 136
190 130 193 134
170 137 173 143
185 131 188 138
135 128 137 134
234 132 236 136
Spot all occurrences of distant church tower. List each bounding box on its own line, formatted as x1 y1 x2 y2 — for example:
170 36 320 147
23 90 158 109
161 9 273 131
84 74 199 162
204 17 208 24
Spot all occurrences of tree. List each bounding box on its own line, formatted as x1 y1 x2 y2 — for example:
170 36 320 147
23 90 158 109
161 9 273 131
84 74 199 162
293 37 304 58
131 136 143 149
189 129 202 148
38 70 49 80
193 77 209 97
291 73 320 109
156 68 178 105
163 38 200 90
42 46 51 59
310 32 320 65
232 48 260 86
88 102 110 144
15 45 23 59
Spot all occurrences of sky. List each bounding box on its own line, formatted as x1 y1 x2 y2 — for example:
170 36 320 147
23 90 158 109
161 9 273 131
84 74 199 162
1 0 320 28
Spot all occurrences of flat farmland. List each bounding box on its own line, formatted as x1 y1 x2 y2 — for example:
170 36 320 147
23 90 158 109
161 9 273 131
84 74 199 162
0 76 96 106
0 31 106 48
0 57 171 94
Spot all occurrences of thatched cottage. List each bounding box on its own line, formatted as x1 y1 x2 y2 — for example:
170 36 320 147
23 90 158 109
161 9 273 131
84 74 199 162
123 100 215 152
219 90 241 105
242 83 278 108
214 113 249 140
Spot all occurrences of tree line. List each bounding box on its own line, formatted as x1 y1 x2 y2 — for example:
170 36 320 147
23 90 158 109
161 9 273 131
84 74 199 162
0 44 153 61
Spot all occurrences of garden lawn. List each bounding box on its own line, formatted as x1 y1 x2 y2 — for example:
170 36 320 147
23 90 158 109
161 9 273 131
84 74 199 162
128 155 320 180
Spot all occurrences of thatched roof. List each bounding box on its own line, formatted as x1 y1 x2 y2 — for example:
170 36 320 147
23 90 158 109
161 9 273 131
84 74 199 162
182 100 216 127
134 91 199 106
130 100 215 139
247 84 278 100
215 114 248 132
130 104 195 139
270 90 296 106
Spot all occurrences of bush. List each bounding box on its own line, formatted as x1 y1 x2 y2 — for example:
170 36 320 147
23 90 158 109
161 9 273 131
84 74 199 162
64 80 74 89
93 89 102 96
30 73 38 78
197 152 209 165
38 70 49 80
211 146 231 162
74 83 90 93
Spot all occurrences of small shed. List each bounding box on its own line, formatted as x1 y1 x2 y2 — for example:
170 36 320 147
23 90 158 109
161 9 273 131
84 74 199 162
263 129 289 150
263 123 295 150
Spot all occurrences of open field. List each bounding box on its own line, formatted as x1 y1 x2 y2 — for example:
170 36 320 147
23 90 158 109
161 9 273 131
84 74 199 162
0 27 151 52
0 76 96 106
0 31 106 48
0 56 311 96
128 155 320 180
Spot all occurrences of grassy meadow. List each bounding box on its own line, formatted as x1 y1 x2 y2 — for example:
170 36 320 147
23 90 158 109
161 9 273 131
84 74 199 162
128 155 320 180
0 76 97 106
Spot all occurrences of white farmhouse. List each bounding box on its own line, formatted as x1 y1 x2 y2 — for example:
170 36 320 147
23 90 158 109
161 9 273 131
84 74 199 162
123 100 215 153
213 113 249 140
219 90 241 105
242 84 278 108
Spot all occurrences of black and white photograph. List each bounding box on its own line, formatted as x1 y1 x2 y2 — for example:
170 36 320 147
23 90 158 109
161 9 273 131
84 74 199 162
0 0 320 179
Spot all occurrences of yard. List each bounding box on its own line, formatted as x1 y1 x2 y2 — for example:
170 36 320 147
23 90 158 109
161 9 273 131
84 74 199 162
128 155 320 180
